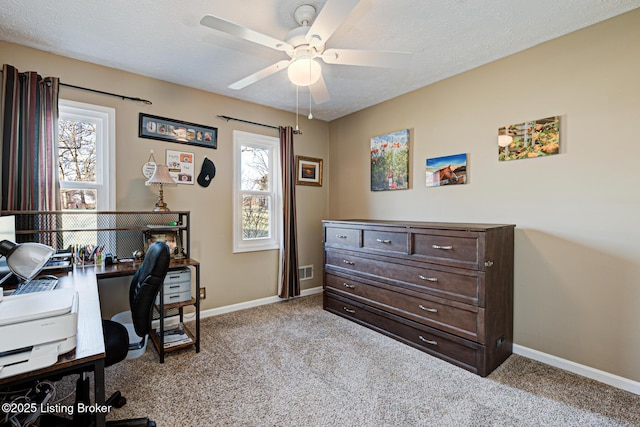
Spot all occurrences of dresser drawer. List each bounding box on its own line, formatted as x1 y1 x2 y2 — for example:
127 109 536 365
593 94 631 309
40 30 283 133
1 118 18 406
412 231 480 268
363 230 408 253
325 226 361 247
324 292 482 374
325 249 481 305
325 272 483 342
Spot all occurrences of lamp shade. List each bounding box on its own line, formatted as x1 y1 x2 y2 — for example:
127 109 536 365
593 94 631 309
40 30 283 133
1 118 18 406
288 58 321 87
0 240 55 281
145 164 177 186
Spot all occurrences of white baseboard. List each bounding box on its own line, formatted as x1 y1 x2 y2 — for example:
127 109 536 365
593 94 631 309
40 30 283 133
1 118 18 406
199 286 323 319
152 287 323 329
513 344 640 395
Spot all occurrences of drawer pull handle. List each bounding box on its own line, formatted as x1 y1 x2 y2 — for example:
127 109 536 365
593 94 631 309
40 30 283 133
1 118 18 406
418 305 438 313
343 283 355 289
432 244 453 250
419 336 438 345
343 260 355 265
418 275 438 282
376 238 392 243
336 234 348 239
343 307 356 314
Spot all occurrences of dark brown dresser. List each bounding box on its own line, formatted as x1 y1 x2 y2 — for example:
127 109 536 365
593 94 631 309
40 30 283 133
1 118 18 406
322 219 515 377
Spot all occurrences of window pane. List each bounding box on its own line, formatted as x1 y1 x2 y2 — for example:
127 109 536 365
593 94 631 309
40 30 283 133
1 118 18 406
58 119 97 183
242 194 271 239
60 189 97 210
241 146 269 191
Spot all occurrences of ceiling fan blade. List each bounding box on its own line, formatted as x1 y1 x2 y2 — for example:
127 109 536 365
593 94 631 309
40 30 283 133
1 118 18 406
200 15 292 52
309 74 330 105
321 49 413 69
306 0 360 47
228 60 292 90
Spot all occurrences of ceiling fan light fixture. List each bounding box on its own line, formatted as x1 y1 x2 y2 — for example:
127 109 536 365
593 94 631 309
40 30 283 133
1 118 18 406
288 58 321 87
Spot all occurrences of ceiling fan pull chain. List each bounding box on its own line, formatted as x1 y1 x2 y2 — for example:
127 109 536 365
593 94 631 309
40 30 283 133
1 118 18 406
308 60 313 120
295 85 300 132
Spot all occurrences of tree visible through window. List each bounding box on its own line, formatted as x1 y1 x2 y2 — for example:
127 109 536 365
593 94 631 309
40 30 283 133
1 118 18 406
233 130 280 253
57 99 114 211
241 145 271 239
58 118 98 209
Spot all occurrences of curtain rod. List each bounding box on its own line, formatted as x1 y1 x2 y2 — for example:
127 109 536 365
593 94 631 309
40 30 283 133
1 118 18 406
0 69 153 104
217 115 302 134
60 82 152 105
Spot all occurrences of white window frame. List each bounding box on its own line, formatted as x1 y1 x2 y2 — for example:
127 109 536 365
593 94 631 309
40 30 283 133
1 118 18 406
57 99 115 210
233 130 281 253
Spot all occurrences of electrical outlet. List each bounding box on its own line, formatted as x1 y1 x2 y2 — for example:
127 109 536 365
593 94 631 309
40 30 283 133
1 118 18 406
199 287 206 300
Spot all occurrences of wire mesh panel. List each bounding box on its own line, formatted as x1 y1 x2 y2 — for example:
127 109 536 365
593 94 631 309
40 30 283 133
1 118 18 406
2 210 190 259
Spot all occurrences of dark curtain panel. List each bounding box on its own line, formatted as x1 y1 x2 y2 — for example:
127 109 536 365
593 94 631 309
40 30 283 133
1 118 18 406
278 126 300 299
1 64 60 212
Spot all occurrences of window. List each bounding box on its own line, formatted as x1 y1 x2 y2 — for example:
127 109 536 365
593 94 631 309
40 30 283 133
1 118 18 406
57 99 115 210
233 130 280 253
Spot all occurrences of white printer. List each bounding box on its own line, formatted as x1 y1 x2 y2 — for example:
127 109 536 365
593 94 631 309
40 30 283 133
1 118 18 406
0 288 78 379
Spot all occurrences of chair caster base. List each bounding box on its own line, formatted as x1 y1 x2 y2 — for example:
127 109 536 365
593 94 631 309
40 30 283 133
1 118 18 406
106 390 127 408
107 417 155 426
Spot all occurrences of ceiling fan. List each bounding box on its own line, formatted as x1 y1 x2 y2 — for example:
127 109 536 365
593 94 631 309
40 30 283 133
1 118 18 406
200 0 412 105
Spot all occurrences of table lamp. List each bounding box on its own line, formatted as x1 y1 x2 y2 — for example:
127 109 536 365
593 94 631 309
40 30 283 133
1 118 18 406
145 164 177 211
0 240 55 284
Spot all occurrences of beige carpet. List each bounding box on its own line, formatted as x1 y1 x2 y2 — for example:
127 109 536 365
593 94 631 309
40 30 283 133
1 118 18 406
59 293 639 426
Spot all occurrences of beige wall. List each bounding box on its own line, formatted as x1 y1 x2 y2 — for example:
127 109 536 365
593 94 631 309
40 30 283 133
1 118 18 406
328 9 640 381
1 40 329 312
3 8 639 383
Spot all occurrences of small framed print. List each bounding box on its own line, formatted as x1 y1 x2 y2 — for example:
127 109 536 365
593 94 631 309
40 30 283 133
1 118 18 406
166 149 194 185
296 156 323 186
144 229 184 258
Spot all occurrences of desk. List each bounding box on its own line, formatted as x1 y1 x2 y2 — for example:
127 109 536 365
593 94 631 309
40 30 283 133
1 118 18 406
0 257 200 426
0 268 107 427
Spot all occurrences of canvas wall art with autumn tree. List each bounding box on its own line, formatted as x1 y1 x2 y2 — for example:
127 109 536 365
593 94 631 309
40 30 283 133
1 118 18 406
498 116 560 161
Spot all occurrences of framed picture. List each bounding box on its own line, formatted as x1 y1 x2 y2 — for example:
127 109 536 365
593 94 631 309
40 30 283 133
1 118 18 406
166 149 195 185
144 229 184 258
139 113 217 149
370 129 410 191
426 153 468 187
296 156 323 186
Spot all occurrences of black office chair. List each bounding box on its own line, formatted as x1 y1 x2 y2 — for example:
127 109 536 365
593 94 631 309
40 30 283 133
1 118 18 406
102 241 171 409
60 242 171 427
40 242 170 427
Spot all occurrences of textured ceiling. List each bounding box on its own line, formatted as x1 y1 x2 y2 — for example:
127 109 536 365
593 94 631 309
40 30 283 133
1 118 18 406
1 0 639 121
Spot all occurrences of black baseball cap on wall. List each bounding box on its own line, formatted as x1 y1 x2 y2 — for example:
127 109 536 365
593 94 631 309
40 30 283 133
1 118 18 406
197 157 216 187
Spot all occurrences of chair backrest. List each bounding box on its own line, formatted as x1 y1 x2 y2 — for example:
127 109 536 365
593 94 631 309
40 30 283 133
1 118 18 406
129 241 171 338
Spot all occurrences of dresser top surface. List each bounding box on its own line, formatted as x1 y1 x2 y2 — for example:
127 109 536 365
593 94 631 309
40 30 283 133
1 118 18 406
323 219 515 231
